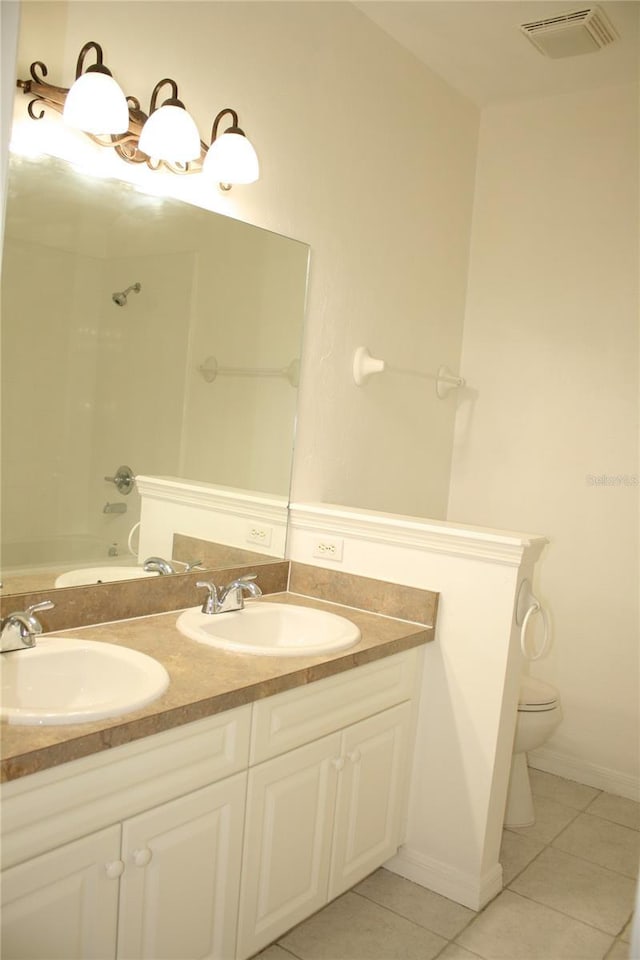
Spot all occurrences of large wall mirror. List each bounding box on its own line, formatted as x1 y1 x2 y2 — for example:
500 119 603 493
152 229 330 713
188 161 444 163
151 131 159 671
1 152 310 597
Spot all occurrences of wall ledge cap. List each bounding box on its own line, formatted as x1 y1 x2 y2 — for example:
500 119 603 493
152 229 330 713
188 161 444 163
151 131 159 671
136 476 288 523
289 502 548 565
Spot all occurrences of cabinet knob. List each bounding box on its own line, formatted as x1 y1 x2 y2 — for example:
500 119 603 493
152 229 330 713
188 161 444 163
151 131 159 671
105 859 125 879
331 756 345 771
133 847 153 868
348 748 362 764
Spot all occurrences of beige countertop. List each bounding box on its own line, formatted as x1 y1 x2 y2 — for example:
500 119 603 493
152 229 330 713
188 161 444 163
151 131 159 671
0 592 432 783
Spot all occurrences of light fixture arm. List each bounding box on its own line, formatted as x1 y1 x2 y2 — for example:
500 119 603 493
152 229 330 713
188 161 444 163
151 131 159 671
18 60 70 120
148 77 183 113
210 107 244 141
74 41 111 79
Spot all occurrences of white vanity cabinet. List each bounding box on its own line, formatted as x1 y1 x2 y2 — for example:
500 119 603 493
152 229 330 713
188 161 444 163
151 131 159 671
1 647 423 960
1 705 252 960
236 651 419 959
2 776 246 960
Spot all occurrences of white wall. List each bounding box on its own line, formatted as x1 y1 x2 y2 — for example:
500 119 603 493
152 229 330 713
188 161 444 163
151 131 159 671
180 223 307 496
1 235 100 556
13 0 479 520
448 84 639 797
0 1 20 231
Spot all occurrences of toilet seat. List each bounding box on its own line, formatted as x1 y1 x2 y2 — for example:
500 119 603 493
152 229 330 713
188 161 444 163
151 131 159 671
518 677 560 713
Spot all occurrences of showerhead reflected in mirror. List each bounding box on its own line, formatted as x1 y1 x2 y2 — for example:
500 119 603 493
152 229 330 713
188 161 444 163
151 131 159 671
112 282 142 306
1 153 310 598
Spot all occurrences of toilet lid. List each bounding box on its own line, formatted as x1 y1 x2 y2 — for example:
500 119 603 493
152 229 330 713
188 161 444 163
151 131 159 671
519 677 559 712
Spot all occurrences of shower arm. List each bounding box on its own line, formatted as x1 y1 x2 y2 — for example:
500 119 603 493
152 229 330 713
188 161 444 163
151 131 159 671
112 282 142 306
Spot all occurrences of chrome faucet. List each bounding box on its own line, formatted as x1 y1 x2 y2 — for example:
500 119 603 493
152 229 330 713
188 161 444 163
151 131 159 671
143 556 177 575
196 574 262 615
1 600 54 653
143 557 203 575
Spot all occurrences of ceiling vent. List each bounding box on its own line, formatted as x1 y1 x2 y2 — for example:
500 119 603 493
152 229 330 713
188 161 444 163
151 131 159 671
520 6 618 58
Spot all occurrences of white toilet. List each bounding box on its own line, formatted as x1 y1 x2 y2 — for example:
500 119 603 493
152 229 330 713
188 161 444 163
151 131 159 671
504 676 562 827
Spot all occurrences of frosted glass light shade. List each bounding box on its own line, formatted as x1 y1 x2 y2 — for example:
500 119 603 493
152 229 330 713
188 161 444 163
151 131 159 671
138 105 201 163
63 71 129 135
203 132 259 184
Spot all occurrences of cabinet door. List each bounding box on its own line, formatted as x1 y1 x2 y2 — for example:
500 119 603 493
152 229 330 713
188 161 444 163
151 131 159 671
1 824 122 960
329 702 412 898
117 773 246 960
236 733 341 960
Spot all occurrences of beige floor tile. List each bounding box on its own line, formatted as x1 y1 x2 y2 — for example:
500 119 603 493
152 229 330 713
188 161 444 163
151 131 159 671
553 813 640 878
500 830 545 885
620 918 634 943
279 891 447 960
607 940 630 959
438 944 485 960
510 847 637 935
506 794 579 844
586 794 640 832
354 868 474 939
253 946 300 960
529 768 601 810
457 890 613 960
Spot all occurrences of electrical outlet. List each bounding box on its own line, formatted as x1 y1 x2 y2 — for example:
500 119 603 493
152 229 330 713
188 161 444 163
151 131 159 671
246 523 273 548
312 537 344 562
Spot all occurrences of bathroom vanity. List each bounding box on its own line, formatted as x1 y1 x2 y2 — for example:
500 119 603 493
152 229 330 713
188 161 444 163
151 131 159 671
0 594 431 960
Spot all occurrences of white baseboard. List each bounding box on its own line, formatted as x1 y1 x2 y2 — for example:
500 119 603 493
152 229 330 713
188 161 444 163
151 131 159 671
384 845 503 912
529 747 640 801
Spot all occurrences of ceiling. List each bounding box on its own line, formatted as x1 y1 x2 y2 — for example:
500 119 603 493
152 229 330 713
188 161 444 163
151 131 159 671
355 1 640 105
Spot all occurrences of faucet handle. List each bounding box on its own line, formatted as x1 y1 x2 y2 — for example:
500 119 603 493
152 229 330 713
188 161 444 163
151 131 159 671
26 600 55 616
219 574 262 608
143 556 176 575
237 573 262 597
196 581 220 615
25 600 55 635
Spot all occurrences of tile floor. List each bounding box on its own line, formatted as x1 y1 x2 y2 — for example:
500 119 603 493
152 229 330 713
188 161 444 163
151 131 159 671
254 769 639 960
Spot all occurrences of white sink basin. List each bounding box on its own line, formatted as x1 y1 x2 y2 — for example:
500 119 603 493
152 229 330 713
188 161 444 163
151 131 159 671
0 637 170 726
55 566 160 587
176 602 361 657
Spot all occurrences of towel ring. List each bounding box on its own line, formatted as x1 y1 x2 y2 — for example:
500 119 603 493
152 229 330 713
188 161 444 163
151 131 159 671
516 578 550 661
127 521 141 557
520 601 550 661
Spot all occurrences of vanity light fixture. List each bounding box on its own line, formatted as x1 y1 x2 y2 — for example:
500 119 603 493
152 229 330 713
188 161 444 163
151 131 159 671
62 41 129 135
203 109 260 190
137 79 201 164
16 40 259 188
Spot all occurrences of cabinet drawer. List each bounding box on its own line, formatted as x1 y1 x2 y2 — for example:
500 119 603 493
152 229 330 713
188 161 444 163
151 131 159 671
250 648 420 764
